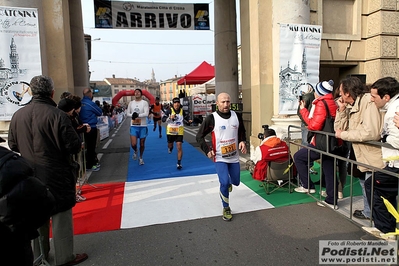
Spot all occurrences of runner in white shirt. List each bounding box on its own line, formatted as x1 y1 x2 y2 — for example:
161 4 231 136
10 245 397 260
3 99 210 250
126 89 149 165
196 92 247 221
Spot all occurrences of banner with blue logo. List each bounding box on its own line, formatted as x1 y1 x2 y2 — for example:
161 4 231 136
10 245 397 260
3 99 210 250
94 1 210 30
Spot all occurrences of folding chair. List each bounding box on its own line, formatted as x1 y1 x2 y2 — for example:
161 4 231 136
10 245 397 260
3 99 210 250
262 160 293 194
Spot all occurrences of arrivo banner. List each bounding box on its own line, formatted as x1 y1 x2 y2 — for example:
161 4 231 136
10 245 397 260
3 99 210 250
94 0 210 30
192 94 215 115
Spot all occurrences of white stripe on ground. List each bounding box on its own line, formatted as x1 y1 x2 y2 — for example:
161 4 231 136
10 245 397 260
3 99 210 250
102 139 112 149
120 174 274 229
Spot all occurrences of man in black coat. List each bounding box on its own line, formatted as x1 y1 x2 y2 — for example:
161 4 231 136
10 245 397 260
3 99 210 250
8 75 88 266
0 138 55 266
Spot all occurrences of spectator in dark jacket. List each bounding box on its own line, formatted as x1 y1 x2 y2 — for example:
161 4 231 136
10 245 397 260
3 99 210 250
79 88 103 171
8 75 88 266
0 138 54 266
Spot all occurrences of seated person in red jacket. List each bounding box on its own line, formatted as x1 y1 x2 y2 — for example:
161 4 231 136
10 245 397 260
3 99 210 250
250 126 291 181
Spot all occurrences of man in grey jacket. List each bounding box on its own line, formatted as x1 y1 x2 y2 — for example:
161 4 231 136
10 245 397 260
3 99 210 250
8 75 88 266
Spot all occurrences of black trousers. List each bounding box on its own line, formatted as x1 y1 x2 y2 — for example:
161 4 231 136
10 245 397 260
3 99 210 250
84 128 98 169
365 166 399 233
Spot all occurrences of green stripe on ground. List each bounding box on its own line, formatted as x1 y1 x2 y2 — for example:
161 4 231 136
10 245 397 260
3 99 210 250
240 163 363 208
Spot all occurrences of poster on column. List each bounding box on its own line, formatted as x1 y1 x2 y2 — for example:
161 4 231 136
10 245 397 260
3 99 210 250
0 6 41 121
278 23 322 115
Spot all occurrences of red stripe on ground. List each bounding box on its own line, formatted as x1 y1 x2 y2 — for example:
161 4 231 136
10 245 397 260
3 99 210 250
72 182 125 235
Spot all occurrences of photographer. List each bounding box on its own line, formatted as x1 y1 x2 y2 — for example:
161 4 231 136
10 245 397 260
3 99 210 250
250 126 291 181
297 84 315 146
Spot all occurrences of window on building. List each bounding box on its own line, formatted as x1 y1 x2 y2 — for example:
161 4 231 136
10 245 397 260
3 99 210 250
319 0 360 40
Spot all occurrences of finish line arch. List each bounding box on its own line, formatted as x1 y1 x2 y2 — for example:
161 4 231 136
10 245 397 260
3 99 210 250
112 90 155 106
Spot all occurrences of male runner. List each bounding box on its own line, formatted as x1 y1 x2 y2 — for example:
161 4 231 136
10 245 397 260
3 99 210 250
162 97 192 169
150 96 163 138
196 92 247 221
126 89 149 165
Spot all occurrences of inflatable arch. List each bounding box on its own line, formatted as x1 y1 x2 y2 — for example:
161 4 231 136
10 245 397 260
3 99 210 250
112 89 155 106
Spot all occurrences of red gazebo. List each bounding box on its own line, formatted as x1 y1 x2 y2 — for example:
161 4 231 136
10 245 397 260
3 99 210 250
177 61 215 85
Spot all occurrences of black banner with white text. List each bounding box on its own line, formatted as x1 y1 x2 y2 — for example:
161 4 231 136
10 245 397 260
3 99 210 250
94 1 210 30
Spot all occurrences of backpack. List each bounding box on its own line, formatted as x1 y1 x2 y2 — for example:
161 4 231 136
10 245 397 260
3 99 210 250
0 150 56 234
314 99 341 154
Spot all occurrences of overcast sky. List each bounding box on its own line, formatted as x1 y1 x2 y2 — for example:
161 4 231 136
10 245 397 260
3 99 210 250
81 1 221 82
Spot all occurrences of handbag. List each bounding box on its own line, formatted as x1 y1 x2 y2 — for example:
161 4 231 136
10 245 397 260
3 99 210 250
315 99 340 153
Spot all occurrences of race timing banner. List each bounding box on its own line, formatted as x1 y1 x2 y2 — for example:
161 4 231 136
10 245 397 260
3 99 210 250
94 1 210 30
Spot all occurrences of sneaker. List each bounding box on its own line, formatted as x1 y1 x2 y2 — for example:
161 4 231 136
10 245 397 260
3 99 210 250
294 186 316 194
317 200 339 210
320 190 327 197
177 163 182 170
338 191 343 199
87 165 100 172
139 158 144 165
228 184 233 193
132 152 137 160
95 162 101 168
353 211 369 220
223 207 232 221
309 168 318 175
168 148 172 154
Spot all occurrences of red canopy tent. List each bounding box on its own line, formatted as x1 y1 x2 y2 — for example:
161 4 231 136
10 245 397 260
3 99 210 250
177 61 215 85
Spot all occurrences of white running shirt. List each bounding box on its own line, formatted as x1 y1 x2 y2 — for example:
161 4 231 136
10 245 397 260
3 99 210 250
127 99 149 127
212 111 239 163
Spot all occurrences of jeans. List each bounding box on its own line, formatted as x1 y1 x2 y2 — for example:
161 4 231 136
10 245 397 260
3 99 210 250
359 172 371 218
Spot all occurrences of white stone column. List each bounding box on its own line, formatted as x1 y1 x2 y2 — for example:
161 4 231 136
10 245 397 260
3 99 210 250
69 0 89 96
271 0 310 139
214 0 239 102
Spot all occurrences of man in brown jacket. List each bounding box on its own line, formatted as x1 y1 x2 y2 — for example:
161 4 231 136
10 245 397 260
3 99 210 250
334 77 384 220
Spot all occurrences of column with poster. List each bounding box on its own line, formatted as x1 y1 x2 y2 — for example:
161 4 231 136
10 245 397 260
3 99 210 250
0 6 42 121
278 24 322 115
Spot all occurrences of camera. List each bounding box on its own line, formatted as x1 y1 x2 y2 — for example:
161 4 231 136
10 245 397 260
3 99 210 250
257 125 269 140
298 95 303 101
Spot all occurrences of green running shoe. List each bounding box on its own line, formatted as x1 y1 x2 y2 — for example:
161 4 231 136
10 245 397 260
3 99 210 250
223 207 232 221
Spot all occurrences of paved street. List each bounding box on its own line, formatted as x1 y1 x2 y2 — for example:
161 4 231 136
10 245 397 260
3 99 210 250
47 119 377 266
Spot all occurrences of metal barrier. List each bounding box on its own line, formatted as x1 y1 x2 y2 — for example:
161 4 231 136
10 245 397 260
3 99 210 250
287 124 399 234
74 134 90 196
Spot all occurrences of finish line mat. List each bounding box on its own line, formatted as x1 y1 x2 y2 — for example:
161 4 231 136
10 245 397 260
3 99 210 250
127 126 216 182
121 174 274 229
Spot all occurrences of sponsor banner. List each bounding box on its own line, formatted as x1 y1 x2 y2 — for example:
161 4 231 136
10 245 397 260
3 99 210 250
0 6 41 120
94 1 210 30
319 240 397 264
279 23 322 114
192 94 214 115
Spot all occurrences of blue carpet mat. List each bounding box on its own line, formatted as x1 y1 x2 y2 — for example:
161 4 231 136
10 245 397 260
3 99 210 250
127 126 216 182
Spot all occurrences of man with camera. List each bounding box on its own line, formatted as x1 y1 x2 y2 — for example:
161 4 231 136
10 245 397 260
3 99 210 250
250 126 291 181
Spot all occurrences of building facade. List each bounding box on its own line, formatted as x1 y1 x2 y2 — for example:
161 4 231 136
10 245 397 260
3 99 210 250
240 0 399 147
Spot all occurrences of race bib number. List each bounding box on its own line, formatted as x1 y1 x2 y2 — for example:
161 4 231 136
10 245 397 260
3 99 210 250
167 125 179 135
221 143 236 155
132 118 141 126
